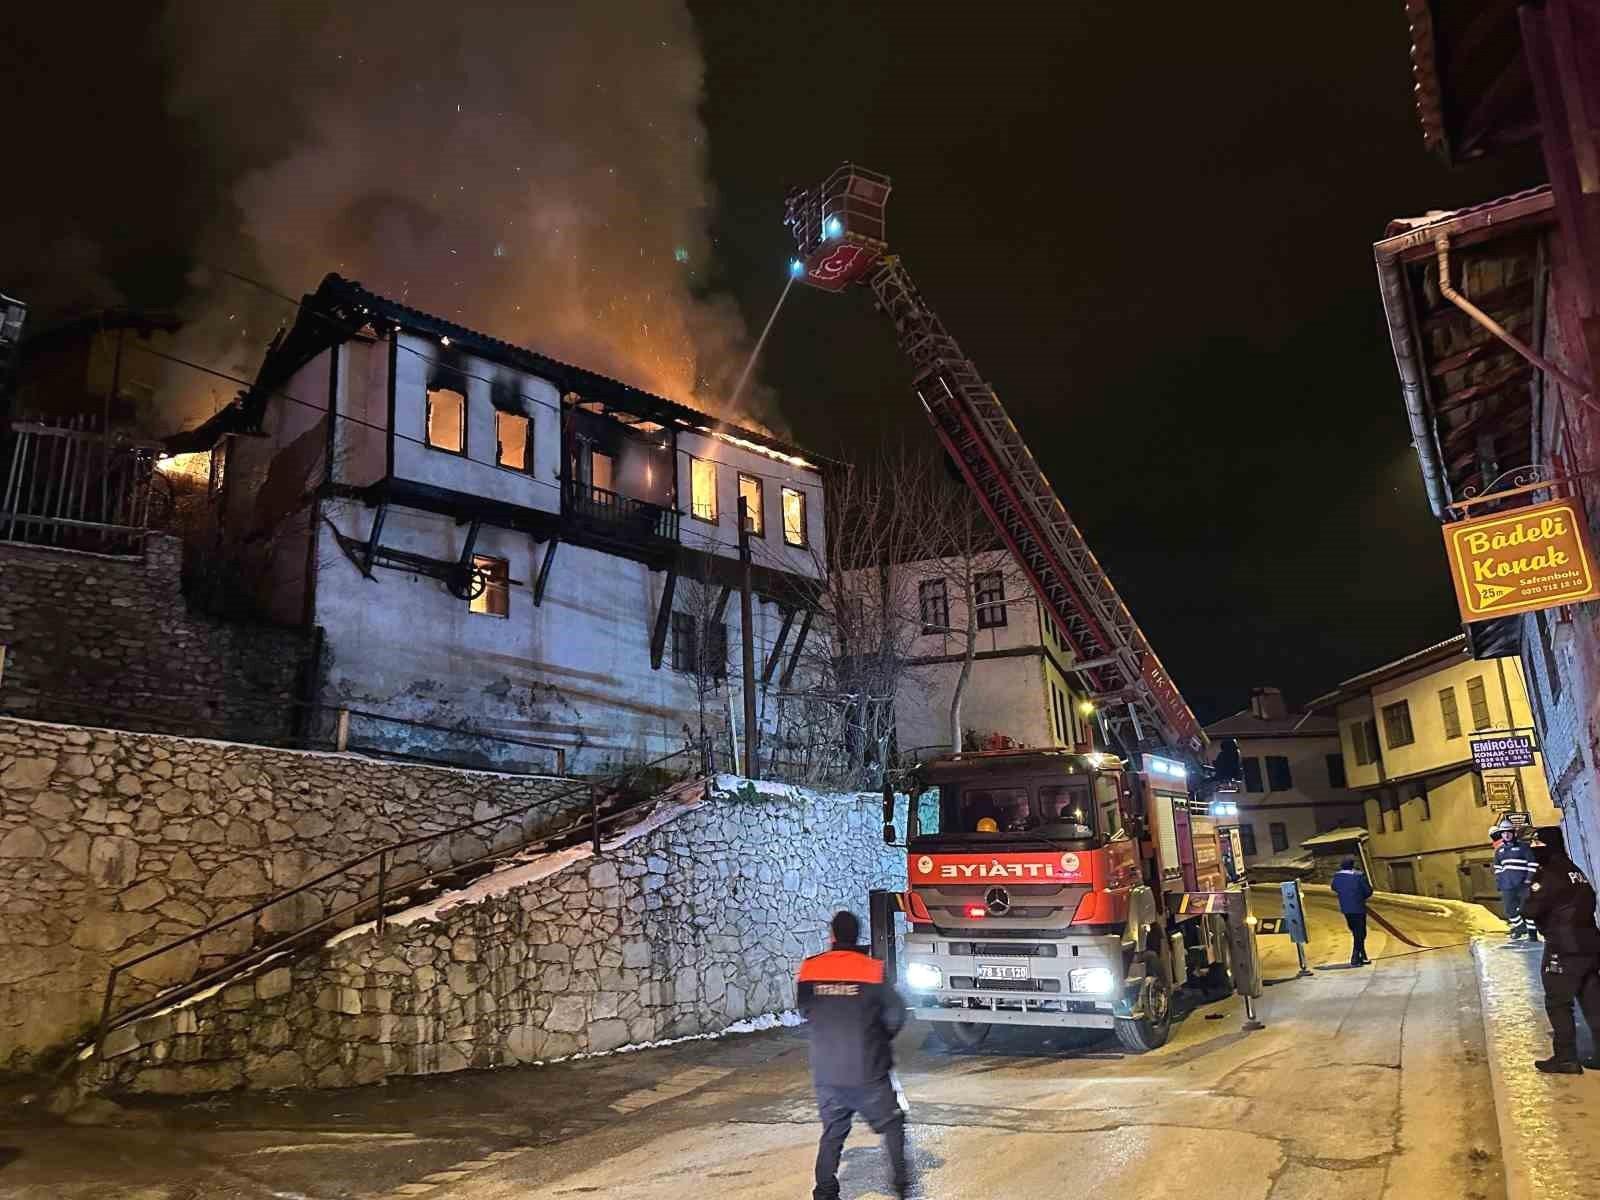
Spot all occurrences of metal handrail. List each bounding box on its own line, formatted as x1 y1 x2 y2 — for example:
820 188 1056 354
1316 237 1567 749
564 481 680 541
94 741 706 1056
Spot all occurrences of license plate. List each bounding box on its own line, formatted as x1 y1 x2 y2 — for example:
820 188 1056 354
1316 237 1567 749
977 963 1029 981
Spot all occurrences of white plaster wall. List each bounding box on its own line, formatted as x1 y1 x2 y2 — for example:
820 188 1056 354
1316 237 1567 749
224 350 334 625
1229 732 1364 864
332 336 388 488
225 351 329 532
675 430 824 581
314 506 794 771
390 332 561 512
1336 696 1383 790
897 652 1056 757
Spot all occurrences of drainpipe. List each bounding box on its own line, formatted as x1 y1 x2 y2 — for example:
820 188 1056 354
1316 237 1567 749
1434 235 1593 406
1376 247 1451 518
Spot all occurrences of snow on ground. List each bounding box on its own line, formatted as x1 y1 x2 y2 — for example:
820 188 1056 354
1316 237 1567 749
1287 882 1507 935
330 789 710 943
527 1010 807 1069
712 774 866 801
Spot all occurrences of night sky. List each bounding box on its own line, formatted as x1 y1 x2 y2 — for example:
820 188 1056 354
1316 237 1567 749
3 4 1544 722
691 2 1541 720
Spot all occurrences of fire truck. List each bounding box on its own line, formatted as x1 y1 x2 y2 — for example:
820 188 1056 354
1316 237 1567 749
782 166 1256 1050
889 747 1245 1050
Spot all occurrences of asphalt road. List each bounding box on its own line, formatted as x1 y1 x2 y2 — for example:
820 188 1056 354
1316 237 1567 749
0 889 1505 1200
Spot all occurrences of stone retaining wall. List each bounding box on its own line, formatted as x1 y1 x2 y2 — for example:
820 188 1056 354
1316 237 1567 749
0 534 312 744
0 717 587 1071
91 780 905 1094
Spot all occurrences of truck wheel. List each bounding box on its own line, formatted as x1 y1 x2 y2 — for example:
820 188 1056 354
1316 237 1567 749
940 1021 991 1050
1115 955 1173 1052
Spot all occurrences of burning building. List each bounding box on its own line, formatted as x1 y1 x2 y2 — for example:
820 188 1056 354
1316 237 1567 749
178 274 828 773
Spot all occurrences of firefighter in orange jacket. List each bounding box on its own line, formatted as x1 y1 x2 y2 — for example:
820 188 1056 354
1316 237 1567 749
796 910 911 1200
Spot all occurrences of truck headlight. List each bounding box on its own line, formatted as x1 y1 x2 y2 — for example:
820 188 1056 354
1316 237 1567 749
905 962 943 991
1069 967 1116 994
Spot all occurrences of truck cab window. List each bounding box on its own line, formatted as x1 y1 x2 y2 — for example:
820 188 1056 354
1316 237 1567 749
1038 784 1094 838
1094 774 1123 838
958 787 1032 834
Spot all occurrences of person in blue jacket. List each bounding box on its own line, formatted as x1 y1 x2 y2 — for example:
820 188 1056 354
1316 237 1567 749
1331 857 1375 966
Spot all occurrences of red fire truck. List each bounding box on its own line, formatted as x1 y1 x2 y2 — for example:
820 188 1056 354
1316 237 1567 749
783 165 1256 1049
887 747 1244 1051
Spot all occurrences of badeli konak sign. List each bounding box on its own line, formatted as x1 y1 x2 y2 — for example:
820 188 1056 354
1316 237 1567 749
1442 498 1600 622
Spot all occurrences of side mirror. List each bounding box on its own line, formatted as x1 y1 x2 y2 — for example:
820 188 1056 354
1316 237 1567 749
883 822 897 845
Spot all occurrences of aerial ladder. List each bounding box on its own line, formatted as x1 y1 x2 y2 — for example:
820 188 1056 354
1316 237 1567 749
783 164 1205 760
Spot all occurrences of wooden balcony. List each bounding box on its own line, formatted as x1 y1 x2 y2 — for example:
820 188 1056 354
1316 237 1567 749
564 481 679 558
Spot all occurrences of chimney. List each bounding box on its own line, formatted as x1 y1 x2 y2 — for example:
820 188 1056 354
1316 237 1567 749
1250 687 1287 721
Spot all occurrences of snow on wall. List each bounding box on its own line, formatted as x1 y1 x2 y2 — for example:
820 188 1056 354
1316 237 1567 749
91 777 906 1095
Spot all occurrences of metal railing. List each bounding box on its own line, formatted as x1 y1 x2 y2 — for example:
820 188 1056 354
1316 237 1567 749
2 417 165 555
95 741 710 1056
564 481 680 543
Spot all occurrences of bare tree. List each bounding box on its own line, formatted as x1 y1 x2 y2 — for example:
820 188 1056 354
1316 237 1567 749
906 471 1035 753
671 553 734 766
770 442 931 788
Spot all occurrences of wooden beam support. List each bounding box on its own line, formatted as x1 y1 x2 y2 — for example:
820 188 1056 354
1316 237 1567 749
1420 278 1535 331
1444 401 1528 446
649 567 678 671
362 501 388 578
533 537 559 607
1428 323 1530 377
1435 361 1535 413
456 518 483 571
712 584 733 624
779 607 815 690
762 605 796 685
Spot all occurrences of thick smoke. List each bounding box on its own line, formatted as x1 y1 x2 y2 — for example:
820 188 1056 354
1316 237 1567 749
159 1 777 429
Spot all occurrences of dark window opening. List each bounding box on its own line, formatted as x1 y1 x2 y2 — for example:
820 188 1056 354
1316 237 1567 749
1236 824 1257 856
1326 753 1347 789
1438 687 1461 739
1265 755 1293 791
975 572 1007 629
919 579 949 634
1269 822 1289 853
1467 675 1492 731
1241 757 1264 793
1538 608 1564 703
671 611 698 674
1382 700 1414 749
671 612 726 679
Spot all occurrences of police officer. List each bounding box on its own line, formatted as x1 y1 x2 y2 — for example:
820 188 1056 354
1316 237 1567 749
796 910 911 1200
1492 823 1539 941
1522 826 1600 1074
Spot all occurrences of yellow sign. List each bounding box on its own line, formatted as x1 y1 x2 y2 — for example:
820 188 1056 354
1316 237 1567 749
1483 777 1519 813
1442 498 1600 621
